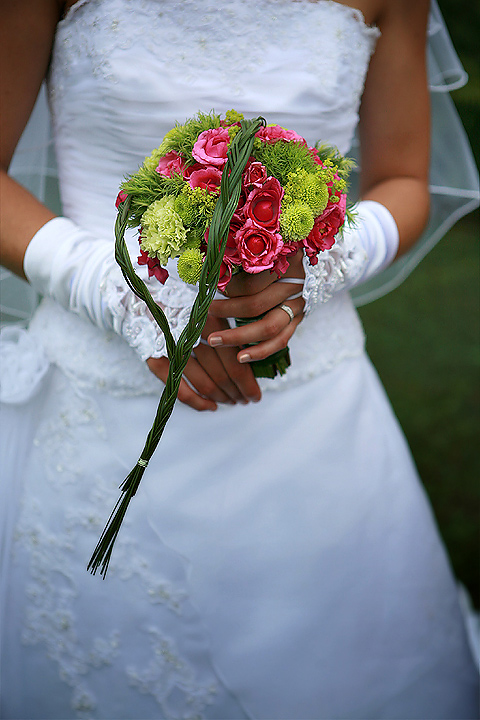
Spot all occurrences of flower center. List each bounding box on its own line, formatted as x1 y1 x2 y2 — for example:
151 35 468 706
253 199 275 223
246 235 266 255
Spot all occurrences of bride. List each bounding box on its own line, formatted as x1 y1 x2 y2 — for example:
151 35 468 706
0 0 478 718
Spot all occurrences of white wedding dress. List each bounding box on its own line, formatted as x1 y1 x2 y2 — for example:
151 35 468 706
0 1 478 718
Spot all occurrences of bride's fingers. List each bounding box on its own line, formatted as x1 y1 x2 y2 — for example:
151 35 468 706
208 297 305 348
209 278 304 319
238 314 303 363
193 342 254 404
146 356 219 412
195 315 261 403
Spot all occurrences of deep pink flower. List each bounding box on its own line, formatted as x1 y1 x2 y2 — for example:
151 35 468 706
308 148 323 166
304 193 346 262
188 166 223 192
272 254 291 278
244 177 283 231
272 241 301 277
192 127 230 167
255 125 306 145
243 161 267 190
217 258 234 292
137 248 169 283
115 190 128 209
235 219 284 273
225 214 244 261
155 151 186 178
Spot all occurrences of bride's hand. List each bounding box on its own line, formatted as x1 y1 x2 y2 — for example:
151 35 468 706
207 249 305 364
146 314 262 412
147 251 305 410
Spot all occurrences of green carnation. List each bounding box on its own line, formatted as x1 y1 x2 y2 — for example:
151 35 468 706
177 248 204 285
284 169 329 216
140 196 187 265
280 202 314 241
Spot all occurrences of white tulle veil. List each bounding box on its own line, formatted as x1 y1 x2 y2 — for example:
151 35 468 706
1 0 479 322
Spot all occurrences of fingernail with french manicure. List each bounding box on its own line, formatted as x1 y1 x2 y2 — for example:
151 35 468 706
238 353 251 363
209 336 223 347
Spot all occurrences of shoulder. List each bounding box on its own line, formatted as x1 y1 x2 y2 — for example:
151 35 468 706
0 0 64 167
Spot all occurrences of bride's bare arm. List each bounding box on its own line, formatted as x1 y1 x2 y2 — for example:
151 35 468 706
0 0 62 277
359 0 430 252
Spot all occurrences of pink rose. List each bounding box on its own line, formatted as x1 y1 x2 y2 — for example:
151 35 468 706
155 151 186 178
255 125 306 145
188 166 223 192
244 177 283 231
137 248 169 283
235 219 284 273
304 193 346 262
243 161 267 190
192 127 230 167
115 190 128 209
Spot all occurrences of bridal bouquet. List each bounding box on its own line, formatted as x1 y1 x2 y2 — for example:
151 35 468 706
88 111 353 576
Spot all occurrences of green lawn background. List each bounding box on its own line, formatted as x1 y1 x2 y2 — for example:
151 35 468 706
358 0 479 605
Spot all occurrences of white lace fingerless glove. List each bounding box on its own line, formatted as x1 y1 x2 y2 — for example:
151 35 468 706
302 200 399 314
23 217 199 361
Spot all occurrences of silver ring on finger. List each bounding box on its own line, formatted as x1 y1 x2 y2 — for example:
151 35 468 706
278 303 295 323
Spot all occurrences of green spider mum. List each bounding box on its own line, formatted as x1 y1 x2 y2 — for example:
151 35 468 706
177 247 205 285
280 201 315 241
284 169 329 216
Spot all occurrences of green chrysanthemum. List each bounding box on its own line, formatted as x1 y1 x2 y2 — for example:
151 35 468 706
140 196 187 265
280 201 314 241
284 169 329 216
177 248 204 285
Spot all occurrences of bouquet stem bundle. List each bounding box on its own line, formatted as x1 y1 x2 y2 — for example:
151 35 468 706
88 117 265 577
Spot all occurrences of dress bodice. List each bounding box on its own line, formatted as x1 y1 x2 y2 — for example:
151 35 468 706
49 0 379 235
30 0 380 394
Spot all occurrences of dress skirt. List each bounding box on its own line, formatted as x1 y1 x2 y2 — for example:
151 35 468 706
1 329 478 720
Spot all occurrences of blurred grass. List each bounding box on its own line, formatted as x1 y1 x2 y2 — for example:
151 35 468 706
359 211 479 605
